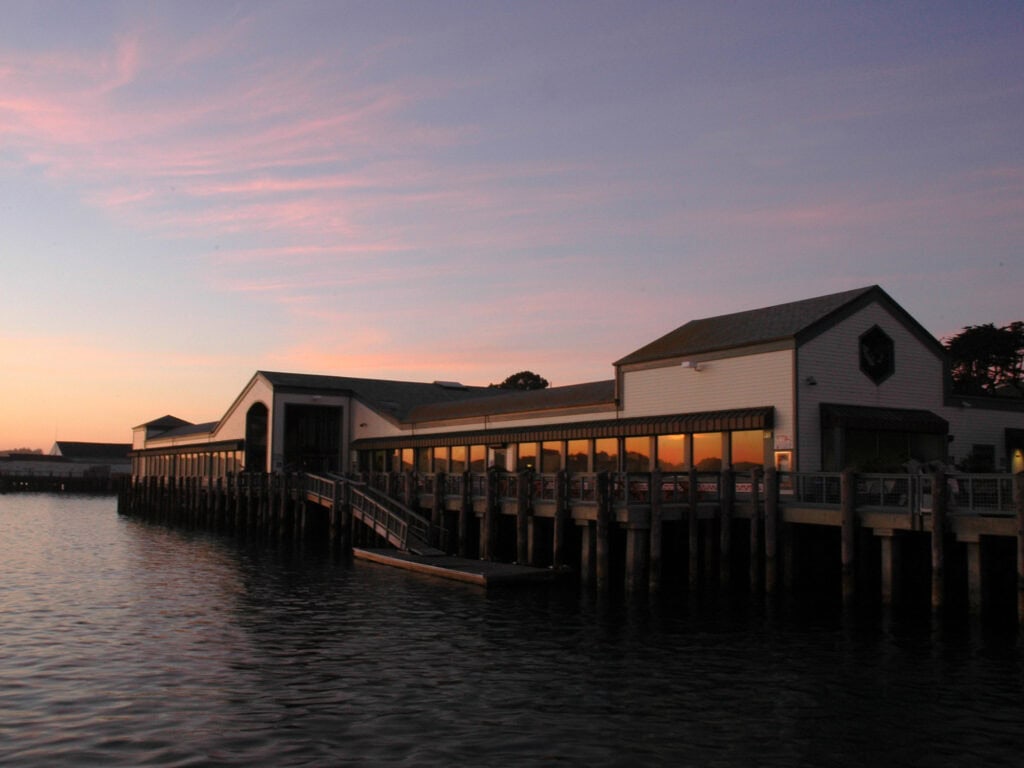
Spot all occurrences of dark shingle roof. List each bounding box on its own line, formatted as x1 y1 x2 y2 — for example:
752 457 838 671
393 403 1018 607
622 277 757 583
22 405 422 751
133 414 193 431
615 286 881 366
258 371 507 421
407 380 615 423
53 441 131 461
155 422 219 440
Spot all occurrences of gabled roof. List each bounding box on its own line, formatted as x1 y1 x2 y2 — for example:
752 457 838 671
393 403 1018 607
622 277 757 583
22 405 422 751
152 421 219 440
258 371 507 421
616 285 948 366
133 414 193 431
617 286 886 366
51 441 131 461
406 380 616 423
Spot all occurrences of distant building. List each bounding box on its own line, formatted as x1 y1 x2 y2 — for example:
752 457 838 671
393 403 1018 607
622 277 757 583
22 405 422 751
50 441 132 475
130 286 1024 480
1 442 130 478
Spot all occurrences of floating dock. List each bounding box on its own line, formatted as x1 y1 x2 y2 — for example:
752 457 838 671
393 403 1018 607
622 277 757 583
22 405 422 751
353 547 557 587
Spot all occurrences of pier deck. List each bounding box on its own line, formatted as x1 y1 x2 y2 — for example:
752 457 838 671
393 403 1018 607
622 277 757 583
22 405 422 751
354 547 557 587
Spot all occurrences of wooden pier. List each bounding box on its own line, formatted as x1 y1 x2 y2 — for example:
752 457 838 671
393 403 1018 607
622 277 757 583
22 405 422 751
118 468 1024 622
1 472 122 494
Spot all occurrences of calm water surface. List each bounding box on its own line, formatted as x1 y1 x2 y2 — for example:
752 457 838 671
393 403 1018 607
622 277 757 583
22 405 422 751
1 494 1022 767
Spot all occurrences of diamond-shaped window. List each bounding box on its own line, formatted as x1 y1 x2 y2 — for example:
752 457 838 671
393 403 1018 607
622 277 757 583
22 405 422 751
859 325 894 385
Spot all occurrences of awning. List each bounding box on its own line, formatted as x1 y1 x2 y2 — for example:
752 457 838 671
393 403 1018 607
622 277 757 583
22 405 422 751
352 406 774 451
820 403 948 434
129 439 245 457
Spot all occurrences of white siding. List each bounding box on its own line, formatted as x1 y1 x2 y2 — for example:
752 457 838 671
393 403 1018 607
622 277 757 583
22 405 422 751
216 377 274 444
619 349 794 440
797 302 945 470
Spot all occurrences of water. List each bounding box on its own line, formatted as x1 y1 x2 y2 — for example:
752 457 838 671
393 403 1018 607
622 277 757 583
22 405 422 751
1 495 1022 767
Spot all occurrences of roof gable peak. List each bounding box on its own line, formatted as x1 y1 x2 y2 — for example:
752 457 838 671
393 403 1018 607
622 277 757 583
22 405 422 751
615 286 882 366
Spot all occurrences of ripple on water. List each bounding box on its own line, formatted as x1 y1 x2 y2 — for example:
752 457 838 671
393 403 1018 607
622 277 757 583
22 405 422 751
2 494 1023 766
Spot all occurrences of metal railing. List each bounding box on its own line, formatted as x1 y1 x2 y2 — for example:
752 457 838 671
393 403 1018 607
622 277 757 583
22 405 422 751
788 472 843 506
304 473 438 551
349 486 409 548
947 474 1016 515
855 474 913 509
568 474 598 503
304 472 339 505
532 473 559 502
352 482 436 550
357 469 1019 519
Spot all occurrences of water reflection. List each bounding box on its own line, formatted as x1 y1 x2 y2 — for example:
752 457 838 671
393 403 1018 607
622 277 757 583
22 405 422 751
1 494 1022 766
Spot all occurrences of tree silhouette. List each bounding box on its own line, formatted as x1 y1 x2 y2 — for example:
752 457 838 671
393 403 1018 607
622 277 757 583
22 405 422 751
945 322 1023 396
490 370 550 390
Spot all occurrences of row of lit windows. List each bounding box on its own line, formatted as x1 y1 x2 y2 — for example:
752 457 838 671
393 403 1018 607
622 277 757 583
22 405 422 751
365 430 768 475
134 451 244 479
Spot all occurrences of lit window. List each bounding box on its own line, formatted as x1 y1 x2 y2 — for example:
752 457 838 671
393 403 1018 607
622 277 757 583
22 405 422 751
731 430 764 471
657 434 687 471
566 440 589 473
624 437 651 471
517 443 538 471
594 438 618 472
693 432 722 472
541 441 562 473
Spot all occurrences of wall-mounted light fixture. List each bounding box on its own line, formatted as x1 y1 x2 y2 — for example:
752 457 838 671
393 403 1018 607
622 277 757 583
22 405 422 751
681 360 703 372
804 376 817 386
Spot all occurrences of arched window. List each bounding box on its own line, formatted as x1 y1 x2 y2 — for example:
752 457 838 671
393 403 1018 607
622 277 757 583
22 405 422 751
245 402 269 473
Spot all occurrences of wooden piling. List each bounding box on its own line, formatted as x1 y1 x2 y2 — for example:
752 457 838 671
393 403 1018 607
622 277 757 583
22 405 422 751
688 468 699 590
840 468 856 604
516 471 530 564
596 471 611 592
965 537 983 614
339 478 352 553
877 529 899 605
764 466 779 594
458 471 471 558
720 468 733 588
552 471 567 569
482 468 498 561
578 521 595 586
749 468 761 592
649 469 663 593
1016 472 1024 625
931 470 946 611
626 524 649 593
432 472 445 550
328 479 340 552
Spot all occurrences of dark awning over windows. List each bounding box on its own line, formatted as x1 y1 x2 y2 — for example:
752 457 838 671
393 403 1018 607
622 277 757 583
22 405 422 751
820 403 948 434
129 439 244 457
352 407 773 451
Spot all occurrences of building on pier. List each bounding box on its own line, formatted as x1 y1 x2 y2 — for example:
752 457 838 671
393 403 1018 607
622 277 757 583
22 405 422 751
130 285 1024 481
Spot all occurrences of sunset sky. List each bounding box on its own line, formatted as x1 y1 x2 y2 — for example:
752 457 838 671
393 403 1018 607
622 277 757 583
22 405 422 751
1 1 1022 450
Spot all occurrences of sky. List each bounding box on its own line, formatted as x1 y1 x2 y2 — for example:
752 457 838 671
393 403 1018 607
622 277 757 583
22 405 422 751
1 1 1021 450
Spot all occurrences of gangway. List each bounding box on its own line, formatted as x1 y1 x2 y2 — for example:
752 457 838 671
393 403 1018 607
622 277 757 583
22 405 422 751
303 472 439 553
